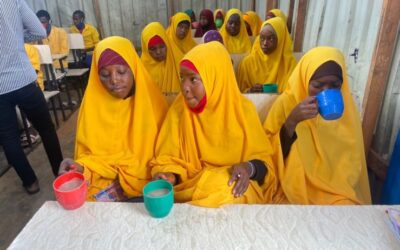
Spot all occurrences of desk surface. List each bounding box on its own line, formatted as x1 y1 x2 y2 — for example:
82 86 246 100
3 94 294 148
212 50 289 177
8 201 399 249
51 54 68 60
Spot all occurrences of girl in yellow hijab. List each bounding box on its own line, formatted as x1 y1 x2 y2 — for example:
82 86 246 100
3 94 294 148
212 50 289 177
141 22 181 93
166 12 197 64
263 47 371 205
219 9 252 54
238 17 296 93
150 42 277 208
243 11 262 36
266 9 287 23
214 8 225 29
59 36 168 201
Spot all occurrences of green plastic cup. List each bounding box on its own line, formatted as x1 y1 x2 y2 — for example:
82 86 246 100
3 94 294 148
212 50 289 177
143 179 174 218
262 83 278 93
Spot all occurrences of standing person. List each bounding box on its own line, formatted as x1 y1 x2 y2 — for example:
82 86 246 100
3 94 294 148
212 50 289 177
219 9 252 54
36 10 69 70
194 9 217 38
0 0 63 194
70 10 100 67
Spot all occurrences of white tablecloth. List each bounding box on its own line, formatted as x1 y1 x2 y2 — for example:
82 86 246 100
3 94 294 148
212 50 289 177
8 201 399 249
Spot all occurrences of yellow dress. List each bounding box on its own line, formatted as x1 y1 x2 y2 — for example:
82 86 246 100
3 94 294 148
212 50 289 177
41 26 69 69
70 23 100 49
243 11 262 36
151 42 277 208
263 47 371 205
24 44 44 90
166 12 197 64
219 9 252 54
141 22 181 93
75 36 168 200
238 17 297 93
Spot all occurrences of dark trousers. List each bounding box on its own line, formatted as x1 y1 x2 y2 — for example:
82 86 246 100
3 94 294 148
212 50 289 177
0 82 63 186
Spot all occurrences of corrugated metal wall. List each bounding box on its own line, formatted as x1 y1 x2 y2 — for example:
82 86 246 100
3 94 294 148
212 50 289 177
25 0 260 49
301 0 383 112
373 30 400 161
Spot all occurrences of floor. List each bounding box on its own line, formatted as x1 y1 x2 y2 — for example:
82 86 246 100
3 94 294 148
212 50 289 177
0 110 78 249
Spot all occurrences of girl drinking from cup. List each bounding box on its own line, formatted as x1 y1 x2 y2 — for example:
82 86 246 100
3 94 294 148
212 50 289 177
263 47 371 205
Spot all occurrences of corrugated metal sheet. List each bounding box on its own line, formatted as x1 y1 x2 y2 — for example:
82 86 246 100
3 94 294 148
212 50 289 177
373 29 400 161
301 0 383 112
25 0 261 49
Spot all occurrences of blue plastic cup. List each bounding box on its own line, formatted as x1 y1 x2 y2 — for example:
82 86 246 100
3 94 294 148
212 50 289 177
316 89 344 120
143 179 174 218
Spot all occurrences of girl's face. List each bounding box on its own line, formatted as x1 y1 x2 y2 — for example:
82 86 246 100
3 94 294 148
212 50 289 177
179 66 206 108
99 64 134 99
308 75 342 96
259 25 277 54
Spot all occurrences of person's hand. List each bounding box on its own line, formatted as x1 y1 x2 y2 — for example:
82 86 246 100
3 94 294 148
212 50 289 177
285 96 318 136
228 162 251 198
59 158 83 175
249 84 263 93
153 172 177 185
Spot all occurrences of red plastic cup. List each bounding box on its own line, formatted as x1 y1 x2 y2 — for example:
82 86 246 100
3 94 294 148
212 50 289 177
53 171 87 210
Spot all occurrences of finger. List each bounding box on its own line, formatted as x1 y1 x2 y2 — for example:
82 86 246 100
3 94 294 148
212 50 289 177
233 176 246 197
228 172 238 186
238 180 250 196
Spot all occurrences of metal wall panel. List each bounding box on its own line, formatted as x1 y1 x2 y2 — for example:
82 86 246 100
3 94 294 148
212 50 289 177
302 0 383 112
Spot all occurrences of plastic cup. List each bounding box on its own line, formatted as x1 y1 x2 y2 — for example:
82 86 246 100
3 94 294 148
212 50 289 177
262 83 278 93
53 171 87 210
316 89 344 120
143 179 174 218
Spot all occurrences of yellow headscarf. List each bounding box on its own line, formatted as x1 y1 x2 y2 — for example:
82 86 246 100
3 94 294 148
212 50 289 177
166 12 197 63
238 17 297 93
268 9 287 24
219 9 252 54
75 36 168 200
263 47 371 205
141 22 181 93
243 11 262 36
151 42 277 207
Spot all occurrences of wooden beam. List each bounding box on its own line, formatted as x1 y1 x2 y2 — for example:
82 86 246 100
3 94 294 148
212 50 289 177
293 0 308 52
287 0 295 33
367 149 388 181
250 0 256 11
265 0 279 18
362 0 400 158
92 0 105 39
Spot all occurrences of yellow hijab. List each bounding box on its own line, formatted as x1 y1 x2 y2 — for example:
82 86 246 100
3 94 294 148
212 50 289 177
141 22 181 93
151 42 277 207
75 36 168 200
268 9 287 24
243 11 262 36
166 12 197 63
263 47 371 205
219 9 252 54
238 17 297 93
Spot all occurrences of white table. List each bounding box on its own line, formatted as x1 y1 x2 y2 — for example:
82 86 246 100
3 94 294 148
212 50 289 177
8 201 399 249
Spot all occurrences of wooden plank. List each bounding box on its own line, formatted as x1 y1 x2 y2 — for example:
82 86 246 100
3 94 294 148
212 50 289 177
266 0 278 15
250 0 256 11
293 0 307 52
362 0 400 160
91 0 105 39
367 149 388 181
287 0 295 32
